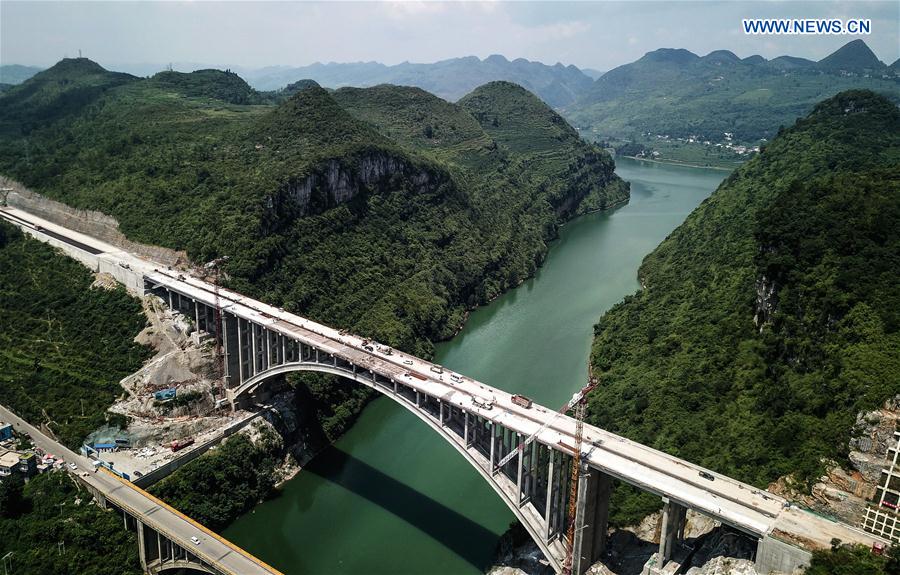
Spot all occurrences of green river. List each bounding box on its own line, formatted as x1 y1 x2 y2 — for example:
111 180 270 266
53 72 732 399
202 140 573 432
223 158 728 574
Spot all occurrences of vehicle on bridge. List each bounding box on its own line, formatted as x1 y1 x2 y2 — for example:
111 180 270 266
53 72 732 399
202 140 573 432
511 394 533 408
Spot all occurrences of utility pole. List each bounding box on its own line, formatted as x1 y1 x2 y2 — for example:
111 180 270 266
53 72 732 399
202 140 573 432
2 551 13 575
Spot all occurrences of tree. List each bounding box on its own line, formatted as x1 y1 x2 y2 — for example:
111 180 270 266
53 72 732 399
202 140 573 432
0 475 29 519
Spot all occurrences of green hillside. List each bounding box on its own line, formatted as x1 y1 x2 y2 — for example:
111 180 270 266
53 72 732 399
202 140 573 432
0 59 626 440
0 221 151 448
333 85 490 159
149 68 266 105
818 39 886 72
0 472 141 575
334 82 627 217
566 40 899 145
587 90 900 523
459 81 628 214
0 58 137 133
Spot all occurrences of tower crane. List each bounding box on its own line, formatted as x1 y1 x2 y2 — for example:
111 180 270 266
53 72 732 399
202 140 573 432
494 365 598 573
561 365 597 574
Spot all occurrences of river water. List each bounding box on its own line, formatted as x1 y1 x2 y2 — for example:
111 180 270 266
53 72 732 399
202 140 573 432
223 158 728 574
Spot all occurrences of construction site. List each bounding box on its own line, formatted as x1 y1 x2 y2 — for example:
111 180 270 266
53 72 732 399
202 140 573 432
82 273 257 482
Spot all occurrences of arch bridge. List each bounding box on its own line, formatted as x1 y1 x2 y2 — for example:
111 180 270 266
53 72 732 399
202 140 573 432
144 269 808 575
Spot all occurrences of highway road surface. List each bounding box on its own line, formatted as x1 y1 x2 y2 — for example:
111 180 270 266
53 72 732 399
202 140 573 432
0 403 283 575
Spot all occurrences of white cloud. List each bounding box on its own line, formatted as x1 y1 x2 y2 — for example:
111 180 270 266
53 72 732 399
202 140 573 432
531 20 591 42
383 1 449 20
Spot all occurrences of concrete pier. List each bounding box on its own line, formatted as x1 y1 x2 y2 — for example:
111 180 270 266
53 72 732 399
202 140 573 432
572 466 613 575
658 498 687 565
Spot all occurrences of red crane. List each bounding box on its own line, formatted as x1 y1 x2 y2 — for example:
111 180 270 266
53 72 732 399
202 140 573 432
562 364 598 575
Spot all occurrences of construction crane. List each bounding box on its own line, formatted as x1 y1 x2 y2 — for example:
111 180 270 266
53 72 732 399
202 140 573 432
561 364 599 575
204 256 229 401
493 378 596 473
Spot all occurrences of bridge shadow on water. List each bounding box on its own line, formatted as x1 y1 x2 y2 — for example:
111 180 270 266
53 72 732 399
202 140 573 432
304 445 502 571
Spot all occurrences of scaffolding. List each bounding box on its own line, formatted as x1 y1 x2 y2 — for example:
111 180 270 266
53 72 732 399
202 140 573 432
862 430 900 543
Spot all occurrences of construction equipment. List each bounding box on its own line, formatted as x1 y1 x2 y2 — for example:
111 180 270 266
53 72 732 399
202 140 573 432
494 373 596 472
561 365 599 575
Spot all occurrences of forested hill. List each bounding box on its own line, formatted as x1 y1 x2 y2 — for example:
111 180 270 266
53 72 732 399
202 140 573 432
566 39 900 144
587 90 900 522
0 58 626 438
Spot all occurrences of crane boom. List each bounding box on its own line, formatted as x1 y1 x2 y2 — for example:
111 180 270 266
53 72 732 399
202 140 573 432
494 380 596 472
562 400 586 574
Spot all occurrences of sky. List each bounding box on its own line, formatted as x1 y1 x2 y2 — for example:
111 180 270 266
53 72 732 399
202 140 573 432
1 1 898 73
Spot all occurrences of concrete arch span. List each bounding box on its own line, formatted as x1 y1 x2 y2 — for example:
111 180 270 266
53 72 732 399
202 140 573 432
230 361 571 572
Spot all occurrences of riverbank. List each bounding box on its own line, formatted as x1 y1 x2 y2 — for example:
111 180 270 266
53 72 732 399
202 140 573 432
620 155 737 171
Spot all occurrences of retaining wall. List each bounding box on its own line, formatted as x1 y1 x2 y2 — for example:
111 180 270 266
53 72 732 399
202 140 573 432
132 410 265 488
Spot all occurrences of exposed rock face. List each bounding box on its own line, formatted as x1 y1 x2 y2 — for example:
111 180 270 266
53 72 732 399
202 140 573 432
850 396 900 484
685 556 758 575
261 152 442 236
766 395 900 527
753 274 776 329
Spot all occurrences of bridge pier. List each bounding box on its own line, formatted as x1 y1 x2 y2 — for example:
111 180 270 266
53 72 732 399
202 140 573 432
572 466 612 575
658 498 687 566
136 519 149 570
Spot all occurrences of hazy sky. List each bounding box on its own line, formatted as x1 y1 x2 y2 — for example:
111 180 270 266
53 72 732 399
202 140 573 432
2 1 898 72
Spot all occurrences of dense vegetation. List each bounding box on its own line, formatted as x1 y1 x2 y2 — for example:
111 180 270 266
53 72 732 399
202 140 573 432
148 429 282 531
805 542 898 575
567 40 899 145
0 471 141 575
0 59 626 440
0 221 150 448
588 90 900 524
148 68 274 105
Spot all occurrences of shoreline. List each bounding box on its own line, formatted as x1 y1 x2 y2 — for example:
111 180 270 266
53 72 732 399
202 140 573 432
621 154 738 171
563 194 631 223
